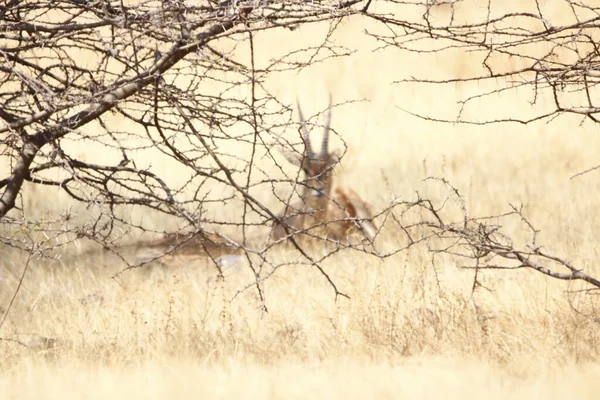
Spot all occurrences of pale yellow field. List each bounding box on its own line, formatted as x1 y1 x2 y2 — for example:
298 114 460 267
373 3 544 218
3 1 600 398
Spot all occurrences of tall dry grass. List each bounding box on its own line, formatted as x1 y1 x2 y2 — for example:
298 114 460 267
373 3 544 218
3 0 600 398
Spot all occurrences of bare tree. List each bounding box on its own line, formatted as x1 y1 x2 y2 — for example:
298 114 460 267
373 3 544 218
0 0 411 302
4 0 598 302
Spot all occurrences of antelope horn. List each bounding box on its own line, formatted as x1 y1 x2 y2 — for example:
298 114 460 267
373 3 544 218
321 100 332 157
297 102 314 159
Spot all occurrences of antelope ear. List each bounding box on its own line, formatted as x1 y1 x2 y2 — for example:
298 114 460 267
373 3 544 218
276 145 303 166
329 148 342 164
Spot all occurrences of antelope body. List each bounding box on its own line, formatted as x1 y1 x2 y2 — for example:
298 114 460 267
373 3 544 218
271 102 377 244
124 231 241 260
98 230 243 271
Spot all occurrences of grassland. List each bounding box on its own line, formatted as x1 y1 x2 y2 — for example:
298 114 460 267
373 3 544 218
3 1 600 398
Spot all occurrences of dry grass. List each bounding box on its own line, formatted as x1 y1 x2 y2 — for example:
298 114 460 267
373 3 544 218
3 1 600 398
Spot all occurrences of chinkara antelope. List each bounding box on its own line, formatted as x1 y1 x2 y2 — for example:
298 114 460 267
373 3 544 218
271 102 377 244
97 102 375 268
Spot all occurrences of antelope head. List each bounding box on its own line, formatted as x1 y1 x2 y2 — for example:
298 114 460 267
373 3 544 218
282 103 341 213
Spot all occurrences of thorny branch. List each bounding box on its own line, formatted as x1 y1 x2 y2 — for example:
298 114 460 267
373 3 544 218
393 178 600 294
365 0 600 126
